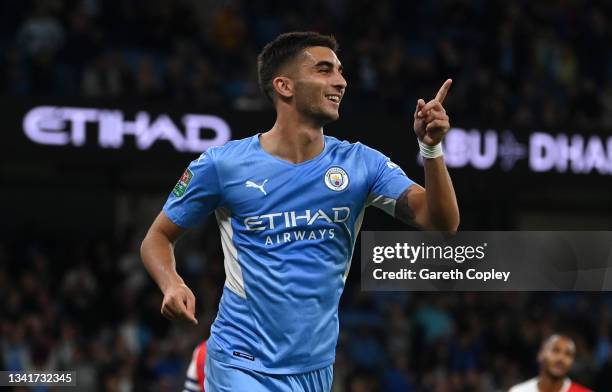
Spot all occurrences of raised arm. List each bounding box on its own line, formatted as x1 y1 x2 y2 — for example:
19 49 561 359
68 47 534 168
396 79 459 231
141 211 198 324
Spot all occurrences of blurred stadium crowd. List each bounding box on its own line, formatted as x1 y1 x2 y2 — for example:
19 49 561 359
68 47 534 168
1 226 611 391
2 0 612 128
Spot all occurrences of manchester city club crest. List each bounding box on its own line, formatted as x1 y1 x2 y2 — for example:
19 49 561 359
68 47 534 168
324 166 349 191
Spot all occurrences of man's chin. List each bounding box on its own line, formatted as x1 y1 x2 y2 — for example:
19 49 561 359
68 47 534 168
546 368 568 380
324 109 340 122
302 106 341 125
312 110 340 125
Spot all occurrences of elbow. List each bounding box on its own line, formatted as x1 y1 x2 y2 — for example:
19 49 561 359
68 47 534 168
445 220 460 234
139 234 149 263
447 210 461 233
446 212 460 232
140 227 176 260
432 222 459 234
140 229 158 262
430 211 460 233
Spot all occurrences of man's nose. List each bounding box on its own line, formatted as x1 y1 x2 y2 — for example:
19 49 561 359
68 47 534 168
333 73 347 92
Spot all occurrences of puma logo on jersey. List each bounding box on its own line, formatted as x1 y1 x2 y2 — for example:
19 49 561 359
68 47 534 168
245 179 268 195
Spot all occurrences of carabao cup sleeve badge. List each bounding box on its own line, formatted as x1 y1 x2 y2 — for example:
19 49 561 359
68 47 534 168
172 168 193 197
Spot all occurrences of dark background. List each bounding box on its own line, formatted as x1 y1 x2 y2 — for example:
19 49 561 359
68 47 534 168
1 0 611 391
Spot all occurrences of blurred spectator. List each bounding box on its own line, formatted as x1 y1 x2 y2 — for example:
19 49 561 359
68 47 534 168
17 2 64 57
2 0 612 128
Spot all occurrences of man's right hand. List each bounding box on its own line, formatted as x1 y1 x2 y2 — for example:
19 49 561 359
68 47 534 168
161 283 198 325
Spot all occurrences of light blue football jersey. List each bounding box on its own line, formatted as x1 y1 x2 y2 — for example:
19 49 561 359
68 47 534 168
163 134 415 374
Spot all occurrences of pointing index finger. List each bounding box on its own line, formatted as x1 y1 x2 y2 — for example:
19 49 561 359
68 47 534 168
434 78 453 104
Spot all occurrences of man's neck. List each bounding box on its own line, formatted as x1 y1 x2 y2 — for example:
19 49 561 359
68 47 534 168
538 374 567 392
260 111 325 164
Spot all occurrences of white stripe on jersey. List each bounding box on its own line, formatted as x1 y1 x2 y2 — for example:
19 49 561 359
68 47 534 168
215 206 246 298
343 206 366 283
367 194 397 217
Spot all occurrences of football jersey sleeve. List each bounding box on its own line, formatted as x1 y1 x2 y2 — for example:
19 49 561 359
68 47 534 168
362 144 415 217
163 152 222 228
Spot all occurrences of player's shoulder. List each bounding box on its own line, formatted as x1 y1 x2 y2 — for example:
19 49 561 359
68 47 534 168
324 135 356 151
194 136 254 166
568 382 593 392
324 136 382 157
203 135 255 161
508 378 538 392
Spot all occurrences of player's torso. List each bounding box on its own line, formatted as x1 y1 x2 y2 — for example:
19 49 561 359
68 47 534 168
215 135 369 268
209 135 371 370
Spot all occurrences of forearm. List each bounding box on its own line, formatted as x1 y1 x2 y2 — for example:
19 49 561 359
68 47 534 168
140 231 184 294
423 156 459 231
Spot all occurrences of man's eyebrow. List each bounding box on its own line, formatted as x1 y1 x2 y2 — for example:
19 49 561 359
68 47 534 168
314 60 341 68
314 61 343 72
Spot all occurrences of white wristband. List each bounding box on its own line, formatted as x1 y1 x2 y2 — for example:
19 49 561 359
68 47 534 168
418 139 444 159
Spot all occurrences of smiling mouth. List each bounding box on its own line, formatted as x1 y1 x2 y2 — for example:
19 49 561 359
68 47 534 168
552 363 567 372
325 94 341 104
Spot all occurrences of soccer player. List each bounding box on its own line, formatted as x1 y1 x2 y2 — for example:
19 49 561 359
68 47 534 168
183 340 207 392
141 31 459 391
509 334 592 392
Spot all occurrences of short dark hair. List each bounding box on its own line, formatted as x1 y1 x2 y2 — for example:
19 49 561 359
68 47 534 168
257 31 339 102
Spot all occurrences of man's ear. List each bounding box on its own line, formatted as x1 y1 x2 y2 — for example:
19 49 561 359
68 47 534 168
537 350 544 365
272 76 293 99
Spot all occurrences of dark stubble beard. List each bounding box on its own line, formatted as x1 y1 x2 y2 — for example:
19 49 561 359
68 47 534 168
543 362 567 381
295 82 339 126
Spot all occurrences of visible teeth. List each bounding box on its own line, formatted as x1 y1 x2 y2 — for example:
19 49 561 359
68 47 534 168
326 95 340 103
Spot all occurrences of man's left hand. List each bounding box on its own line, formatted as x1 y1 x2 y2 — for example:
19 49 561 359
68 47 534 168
413 79 452 146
